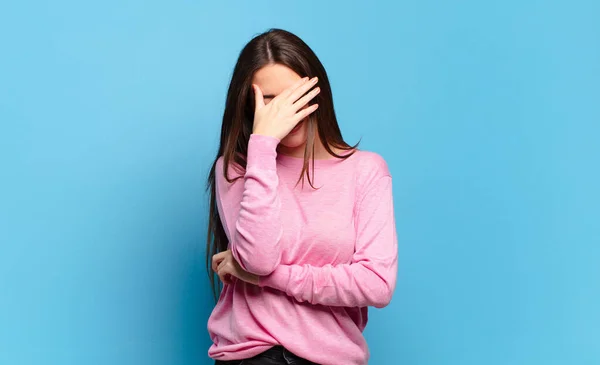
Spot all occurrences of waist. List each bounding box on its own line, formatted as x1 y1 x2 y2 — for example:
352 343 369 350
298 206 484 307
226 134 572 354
208 285 369 364
214 346 316 365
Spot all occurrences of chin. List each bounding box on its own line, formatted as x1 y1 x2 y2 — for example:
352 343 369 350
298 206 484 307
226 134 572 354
280 121 308 149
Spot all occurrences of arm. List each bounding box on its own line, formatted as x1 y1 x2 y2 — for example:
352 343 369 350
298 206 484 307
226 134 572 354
215 134 283 275
258 175 398 308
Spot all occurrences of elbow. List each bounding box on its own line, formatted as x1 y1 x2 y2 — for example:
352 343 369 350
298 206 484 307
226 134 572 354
246 258 280 276
230 228 283 276
234 249 281 276
372 289 393 308
370 278 395 308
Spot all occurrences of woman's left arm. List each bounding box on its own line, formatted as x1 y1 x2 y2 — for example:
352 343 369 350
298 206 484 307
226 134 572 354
258 175 398 308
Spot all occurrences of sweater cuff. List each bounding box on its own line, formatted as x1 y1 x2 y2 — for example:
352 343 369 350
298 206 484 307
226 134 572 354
247 134 280 171
258 264 292 292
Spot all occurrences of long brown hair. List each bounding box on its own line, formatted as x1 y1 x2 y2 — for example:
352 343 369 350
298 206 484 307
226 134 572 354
206 28 358 299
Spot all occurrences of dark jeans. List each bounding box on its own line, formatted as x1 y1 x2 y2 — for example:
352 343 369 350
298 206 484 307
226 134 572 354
214 345 318 365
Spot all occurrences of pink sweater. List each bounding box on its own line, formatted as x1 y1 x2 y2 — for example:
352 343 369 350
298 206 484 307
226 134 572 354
207 134 398 365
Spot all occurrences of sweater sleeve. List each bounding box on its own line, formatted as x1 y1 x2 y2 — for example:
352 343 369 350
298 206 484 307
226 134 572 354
258 174 398 308
215 134 283 275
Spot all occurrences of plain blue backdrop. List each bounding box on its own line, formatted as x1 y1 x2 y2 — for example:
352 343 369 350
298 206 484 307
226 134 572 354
1 1 599 364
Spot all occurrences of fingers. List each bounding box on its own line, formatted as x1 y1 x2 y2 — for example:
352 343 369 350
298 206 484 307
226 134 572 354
277 77 310 101
211 251 226 272
215 252 234 285
292 86 320 112
217 266 230 284
216 258 227 272
260 76 318 110
253 84 265 110
217 267 232 285
212 249 231 272
287 77 318 105
290 104 319 125
214 255 256 285
216 259 229 284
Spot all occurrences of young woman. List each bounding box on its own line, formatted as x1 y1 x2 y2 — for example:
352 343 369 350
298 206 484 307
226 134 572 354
206 29 398 365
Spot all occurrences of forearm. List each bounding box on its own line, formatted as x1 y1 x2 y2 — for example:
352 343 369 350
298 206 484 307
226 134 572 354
258 259 397 308
220 134 284 275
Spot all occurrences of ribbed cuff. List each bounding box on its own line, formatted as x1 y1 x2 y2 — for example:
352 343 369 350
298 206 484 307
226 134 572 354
247 134 280 171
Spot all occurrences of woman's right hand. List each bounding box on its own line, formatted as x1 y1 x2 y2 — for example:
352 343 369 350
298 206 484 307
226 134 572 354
252 76 320 140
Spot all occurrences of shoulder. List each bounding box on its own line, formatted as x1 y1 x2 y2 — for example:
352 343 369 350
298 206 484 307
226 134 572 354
342 149 392 203
346 148 391 201
351 149 392 184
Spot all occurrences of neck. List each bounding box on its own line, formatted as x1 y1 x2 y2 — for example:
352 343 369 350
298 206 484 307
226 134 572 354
277 135 338 160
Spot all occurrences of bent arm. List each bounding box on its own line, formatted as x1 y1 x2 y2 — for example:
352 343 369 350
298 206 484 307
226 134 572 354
258 176 398 307
215 134 283 275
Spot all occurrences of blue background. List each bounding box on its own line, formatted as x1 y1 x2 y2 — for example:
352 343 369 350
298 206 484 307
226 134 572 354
1 1 599 364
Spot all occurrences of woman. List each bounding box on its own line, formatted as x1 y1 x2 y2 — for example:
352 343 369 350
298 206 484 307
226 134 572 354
206 29 398 365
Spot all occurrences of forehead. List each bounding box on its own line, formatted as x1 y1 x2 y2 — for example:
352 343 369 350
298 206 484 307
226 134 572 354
252 64 302 95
